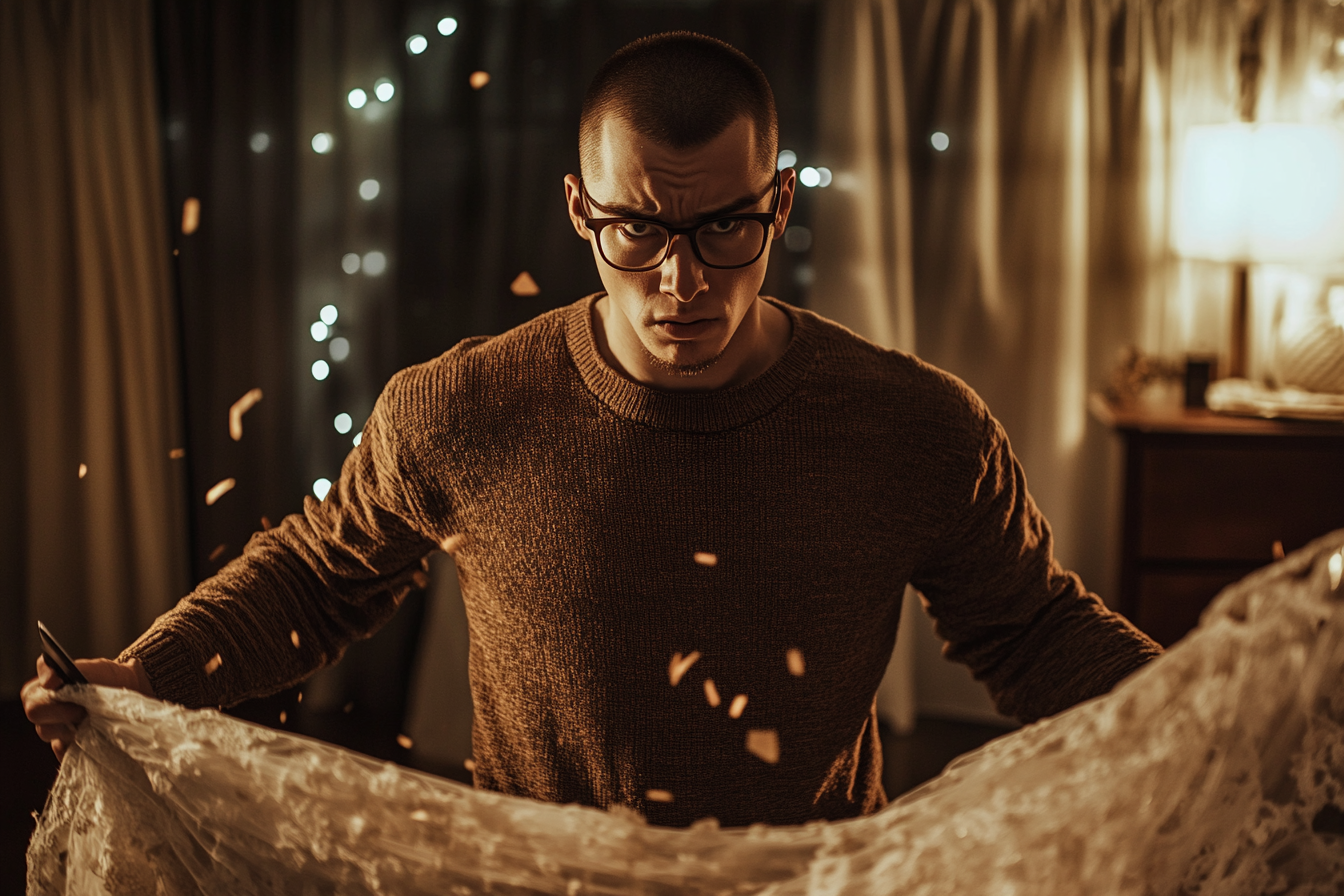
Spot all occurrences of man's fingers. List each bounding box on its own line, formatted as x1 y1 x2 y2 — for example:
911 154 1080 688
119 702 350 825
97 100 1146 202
26 698 84 724
36 723 75 744
35 656 62 690
26 698 85 727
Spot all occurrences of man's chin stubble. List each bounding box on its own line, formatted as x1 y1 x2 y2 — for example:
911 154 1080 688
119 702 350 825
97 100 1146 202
640 340 727 377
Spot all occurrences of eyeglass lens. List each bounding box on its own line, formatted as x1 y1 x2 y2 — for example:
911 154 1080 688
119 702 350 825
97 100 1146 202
598 219 768 270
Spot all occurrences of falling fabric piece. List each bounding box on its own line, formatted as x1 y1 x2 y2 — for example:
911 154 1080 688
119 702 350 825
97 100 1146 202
228 388 263 441
181 197 200 235
693 552 717 567
746 730 780 765
396 734 413 750
201 653 222 676
208 544 226 562
645 789 674 803
169 448 186 460
26 532 1344 895
668 651 701 687
289 630 300 649
727 695 747 719
786 648 805 677
77 464 87 479
469 70 490 89
510 271 540 296
703 678 721 708
205 479 235 506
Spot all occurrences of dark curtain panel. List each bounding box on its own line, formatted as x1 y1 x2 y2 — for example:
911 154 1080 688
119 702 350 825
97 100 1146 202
154 0 302 583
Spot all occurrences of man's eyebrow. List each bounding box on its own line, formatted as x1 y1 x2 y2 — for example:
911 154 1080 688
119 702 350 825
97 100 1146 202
591 190 764 222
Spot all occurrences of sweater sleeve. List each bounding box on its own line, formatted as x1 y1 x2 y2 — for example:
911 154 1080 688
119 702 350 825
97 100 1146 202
118 369 441 708
910 412 1162 723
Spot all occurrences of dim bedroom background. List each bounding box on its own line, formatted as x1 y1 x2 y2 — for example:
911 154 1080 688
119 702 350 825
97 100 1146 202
3 0 1338 831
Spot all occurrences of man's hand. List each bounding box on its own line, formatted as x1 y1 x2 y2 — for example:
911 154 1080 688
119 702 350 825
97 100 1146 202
20 655 155 761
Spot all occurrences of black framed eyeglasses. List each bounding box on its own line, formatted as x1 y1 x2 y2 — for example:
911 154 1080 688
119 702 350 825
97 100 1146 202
579 171 781 272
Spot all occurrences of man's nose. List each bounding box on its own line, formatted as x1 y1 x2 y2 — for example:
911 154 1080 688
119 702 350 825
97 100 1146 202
659 235 707 303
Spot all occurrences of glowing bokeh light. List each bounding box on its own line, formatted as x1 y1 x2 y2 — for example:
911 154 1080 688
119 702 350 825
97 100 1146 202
311 132 334 154
313 478 332 500
330 336 350 362
310 321 329 342
359 178 380 201
353 432 363 447
406 34 428 55
438 17 458 36
374 78 395 102
816 167 833 187
776 149 797 170
334 413 353 434
362 251 388 276
799 167 821 188
312 359 330 380
348 88 367 109
319 304 338 325
931 131 950 151
341 252 361 274
249 132 270 153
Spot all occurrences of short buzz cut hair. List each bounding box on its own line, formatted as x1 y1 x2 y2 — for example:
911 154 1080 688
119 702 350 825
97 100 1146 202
578 32 779 182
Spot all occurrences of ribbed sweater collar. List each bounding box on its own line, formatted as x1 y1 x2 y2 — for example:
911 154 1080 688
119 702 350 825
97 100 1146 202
565 293 817 432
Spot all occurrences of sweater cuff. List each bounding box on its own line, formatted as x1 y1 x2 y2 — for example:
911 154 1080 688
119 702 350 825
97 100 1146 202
117 626 205 708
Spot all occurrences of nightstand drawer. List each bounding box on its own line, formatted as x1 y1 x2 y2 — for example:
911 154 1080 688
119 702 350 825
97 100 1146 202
1136 569 1255 647
1137 442 1344 562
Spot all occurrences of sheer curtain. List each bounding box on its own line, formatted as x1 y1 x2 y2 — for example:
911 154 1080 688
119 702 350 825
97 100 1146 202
810 0 921 734
813 0 1325 723
0 0 190 694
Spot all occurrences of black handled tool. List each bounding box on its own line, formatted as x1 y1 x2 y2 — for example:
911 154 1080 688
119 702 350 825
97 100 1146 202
37 621 88 686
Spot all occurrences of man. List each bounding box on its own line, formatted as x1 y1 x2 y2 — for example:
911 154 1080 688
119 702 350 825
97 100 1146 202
24 32 1161 829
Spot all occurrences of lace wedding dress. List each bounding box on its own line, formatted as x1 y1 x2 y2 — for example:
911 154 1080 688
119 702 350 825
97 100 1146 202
27 532 1344 895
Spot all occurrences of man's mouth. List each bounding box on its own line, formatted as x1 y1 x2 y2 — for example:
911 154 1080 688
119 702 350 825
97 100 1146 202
652 318 716 339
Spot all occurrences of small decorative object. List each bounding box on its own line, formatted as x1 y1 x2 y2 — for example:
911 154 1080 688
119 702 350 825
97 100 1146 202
1103 347 1181 405
1183 355 1217 408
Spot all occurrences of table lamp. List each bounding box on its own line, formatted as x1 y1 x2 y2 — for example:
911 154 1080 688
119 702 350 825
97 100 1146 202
1172 123 1344 386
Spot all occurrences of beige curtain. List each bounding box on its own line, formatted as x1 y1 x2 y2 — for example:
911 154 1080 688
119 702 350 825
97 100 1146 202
810 0 922 735
0 0 189 694
812 0 1331 723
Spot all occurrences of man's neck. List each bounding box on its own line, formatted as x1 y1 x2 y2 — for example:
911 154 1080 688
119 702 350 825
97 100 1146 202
592 295 792 391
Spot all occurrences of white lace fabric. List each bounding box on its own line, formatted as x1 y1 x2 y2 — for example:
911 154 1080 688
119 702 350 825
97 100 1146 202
27 532 1344 895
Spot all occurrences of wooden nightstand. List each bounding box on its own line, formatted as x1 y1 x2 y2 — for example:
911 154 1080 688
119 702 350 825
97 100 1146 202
1091 394 1344 647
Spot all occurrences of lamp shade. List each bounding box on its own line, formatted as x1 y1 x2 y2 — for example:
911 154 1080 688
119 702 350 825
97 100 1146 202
1173 124 1344 263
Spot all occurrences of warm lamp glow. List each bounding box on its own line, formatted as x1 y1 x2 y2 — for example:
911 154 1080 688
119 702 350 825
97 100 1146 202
1174 124 1344 263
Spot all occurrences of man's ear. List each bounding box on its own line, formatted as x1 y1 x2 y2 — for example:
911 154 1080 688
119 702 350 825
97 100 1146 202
563 175 592 241
772 168 796 240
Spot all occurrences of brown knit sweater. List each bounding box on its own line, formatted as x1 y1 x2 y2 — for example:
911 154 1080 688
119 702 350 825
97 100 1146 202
122 293 1161 828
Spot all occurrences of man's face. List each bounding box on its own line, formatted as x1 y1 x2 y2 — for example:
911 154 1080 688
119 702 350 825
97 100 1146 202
565 116 794 380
